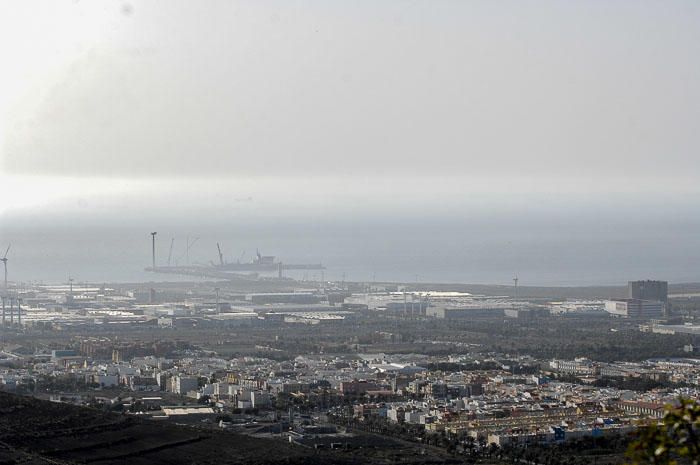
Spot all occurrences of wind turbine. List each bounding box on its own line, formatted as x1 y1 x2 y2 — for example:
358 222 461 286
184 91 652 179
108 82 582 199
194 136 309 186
1 244 9 290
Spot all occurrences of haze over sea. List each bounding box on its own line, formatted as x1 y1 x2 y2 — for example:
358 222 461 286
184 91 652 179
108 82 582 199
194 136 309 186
1 2 699 288
1 176 699 287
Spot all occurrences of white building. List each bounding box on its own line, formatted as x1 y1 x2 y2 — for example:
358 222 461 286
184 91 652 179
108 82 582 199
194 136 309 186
170 375 199 394
604 299 664 319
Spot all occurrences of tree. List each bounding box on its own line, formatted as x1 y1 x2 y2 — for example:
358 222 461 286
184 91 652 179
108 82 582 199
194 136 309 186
129 400 145 413
627 398 700 465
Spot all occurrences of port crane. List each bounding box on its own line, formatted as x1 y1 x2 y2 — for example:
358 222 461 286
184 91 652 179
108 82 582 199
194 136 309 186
167 238 175 266
216 243 225 266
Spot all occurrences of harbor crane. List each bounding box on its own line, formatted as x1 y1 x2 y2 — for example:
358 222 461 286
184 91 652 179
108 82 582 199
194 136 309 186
217 243 225 266
167 238 175 266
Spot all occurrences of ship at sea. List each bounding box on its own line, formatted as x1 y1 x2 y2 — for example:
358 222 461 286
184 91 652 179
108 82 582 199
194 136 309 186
217 249 323 273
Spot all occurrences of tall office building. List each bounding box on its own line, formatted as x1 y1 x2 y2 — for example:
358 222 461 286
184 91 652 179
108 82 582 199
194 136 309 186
628 280 668 302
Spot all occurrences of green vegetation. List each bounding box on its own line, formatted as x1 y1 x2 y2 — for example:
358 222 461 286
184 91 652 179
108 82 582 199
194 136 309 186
500 435 630 465
627 398 700 465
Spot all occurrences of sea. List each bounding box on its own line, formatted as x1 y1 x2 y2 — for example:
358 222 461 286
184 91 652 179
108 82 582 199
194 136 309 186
2 202 700 287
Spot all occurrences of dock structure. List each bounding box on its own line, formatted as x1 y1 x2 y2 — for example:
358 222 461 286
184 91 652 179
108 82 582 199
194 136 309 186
144 234 324 281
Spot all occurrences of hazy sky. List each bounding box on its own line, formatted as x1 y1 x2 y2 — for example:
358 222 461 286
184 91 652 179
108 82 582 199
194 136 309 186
1 1 700 284
1 0 699 190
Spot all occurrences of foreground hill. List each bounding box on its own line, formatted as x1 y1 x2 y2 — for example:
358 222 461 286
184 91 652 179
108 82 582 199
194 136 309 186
0 392 456 465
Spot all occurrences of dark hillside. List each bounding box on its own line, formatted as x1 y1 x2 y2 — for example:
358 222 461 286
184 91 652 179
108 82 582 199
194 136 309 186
0 392 455 465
